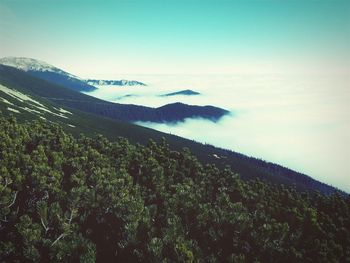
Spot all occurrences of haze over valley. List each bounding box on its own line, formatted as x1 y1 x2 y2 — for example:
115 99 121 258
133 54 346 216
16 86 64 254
86 73 350 192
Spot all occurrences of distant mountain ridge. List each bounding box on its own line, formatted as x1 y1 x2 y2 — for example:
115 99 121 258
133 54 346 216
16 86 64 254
0 65 229 123
161 89 201 96
85 79 146 86
155 102 226 122
0 57 147 92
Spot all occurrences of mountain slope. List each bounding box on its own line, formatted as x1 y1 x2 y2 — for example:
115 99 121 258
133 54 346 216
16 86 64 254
0 64 342 195
28 70 97 92
0 57 97 92
0 57 74 75
0 65 229 123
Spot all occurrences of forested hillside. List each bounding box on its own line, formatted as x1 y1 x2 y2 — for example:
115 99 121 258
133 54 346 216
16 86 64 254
1 116 349 262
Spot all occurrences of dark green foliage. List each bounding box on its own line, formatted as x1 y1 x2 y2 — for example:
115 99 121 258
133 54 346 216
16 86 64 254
1 116 349 262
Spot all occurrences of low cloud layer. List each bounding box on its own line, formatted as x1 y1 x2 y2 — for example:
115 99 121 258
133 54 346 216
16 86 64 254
86 74 350 192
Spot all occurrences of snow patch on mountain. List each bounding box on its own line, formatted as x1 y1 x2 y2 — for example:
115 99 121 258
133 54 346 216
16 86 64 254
0 83 46 107
0 84 72 119
0 97 14 105
7 107 20 113
55 107 73 115
20 106 42 115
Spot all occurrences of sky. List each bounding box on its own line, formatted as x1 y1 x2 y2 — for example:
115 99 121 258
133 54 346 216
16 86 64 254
0 0 349 77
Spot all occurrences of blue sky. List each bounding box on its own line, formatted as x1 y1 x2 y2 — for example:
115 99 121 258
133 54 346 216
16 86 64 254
0 0 349 77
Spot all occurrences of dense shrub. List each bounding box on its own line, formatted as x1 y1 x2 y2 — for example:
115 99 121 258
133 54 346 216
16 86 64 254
0 116 349 262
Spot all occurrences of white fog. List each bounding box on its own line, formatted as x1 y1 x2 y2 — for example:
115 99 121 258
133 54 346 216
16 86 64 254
85 74 350 192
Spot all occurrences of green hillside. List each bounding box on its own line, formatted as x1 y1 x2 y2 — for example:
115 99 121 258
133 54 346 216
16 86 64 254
0 116 349 262
0 65 342 195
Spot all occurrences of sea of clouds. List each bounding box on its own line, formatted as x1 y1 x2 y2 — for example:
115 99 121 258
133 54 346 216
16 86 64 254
85 74 350 192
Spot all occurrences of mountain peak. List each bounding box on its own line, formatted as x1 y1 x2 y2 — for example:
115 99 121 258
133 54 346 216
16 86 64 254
0 57 76 78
